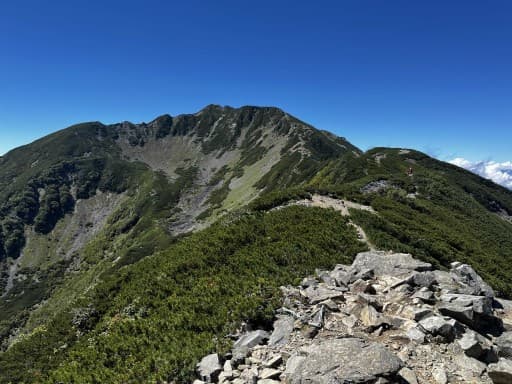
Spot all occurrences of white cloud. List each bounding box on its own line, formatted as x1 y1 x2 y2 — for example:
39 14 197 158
449 158 512 190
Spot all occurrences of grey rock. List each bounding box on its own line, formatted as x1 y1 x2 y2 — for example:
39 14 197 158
440 293 493 314
233 330 269 350
268 316 294 346
351 279 376 294
406 326 425 343
418 316 459 340
231 345 250 366
356 293 383 310
439 293 502 334
453 353 487 377
257 380 280 384
241 366 258 384
488 358 512 384
438 303 474 326
197 353 222 383
451 263 494 297
259 368 281 380
218 370 232 383
398 367 418 384
495 331 512 359
433 270 460 293
411 287 435 303
300 277 318 288
320 298 339 311
317 270 336 286
284 355 306 377
302 285 344 304
352 267 375 282
432 367 448 384
412 307 434 322
409 271 437 289
457 330 484 359
309 306 324 328
223 360 233 372
330 269 352 287
351 251 432 277
341 314 358 329
284 338 403 384
263 354 282 368
359 304 389 330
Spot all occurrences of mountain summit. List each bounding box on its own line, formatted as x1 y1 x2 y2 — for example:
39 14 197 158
0 106 511 383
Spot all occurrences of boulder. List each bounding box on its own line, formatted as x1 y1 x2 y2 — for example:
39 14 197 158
439 293 502 334
241 366 258 384
411 307 434 322
232 330 269 365
457 330 484 359
418 316 459 341
301 285 344 304
263 354 282 368
432 367 448 384
356 293 383 310
406 326 426 343
453 353 487 377
351 279 376 294
268 316 294 346
284 338 403 384
450 263 494 297
488 358 512 384
300 277 318 288
438 303 474 327
197 353 222 383
330 269 352 287
398 367 418 384
359 305 389 330
351 251 432 277
231 345 250 366
409 271 437 289
411 287 435 303
233 330 269 350
495 331 512 359
432 270 460 293
259 368 281 380
439 293 493 315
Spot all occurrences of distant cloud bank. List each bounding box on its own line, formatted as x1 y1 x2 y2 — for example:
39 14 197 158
449 158 512 190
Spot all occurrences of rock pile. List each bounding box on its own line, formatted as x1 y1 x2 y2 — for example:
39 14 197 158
195 251 512 384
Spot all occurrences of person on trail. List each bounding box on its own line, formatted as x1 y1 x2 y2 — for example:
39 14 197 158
407 167 413 176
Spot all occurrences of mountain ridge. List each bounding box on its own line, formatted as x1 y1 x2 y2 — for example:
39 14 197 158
0 105 511 383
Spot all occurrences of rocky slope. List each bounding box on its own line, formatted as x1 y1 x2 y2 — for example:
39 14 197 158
196 251 512 384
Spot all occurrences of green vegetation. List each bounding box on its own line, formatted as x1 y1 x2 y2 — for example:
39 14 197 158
1 107 512 383
0 206 365 383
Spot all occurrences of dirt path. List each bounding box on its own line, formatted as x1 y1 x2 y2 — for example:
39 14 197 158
277 194 377 250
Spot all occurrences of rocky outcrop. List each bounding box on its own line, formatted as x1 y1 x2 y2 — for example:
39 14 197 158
196 251 512 383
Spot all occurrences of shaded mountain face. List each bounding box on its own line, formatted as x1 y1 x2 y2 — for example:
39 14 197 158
0 105 511 383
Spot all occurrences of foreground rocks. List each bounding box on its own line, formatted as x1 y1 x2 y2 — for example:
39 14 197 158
196 251 512 383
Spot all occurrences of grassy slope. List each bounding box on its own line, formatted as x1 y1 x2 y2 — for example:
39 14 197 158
309 148 512 295
0 206 365 383
1 111 512 383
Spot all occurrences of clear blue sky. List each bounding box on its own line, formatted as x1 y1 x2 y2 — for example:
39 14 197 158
1 0 511 162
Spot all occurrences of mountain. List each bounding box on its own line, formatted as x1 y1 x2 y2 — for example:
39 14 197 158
0 105 511 383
